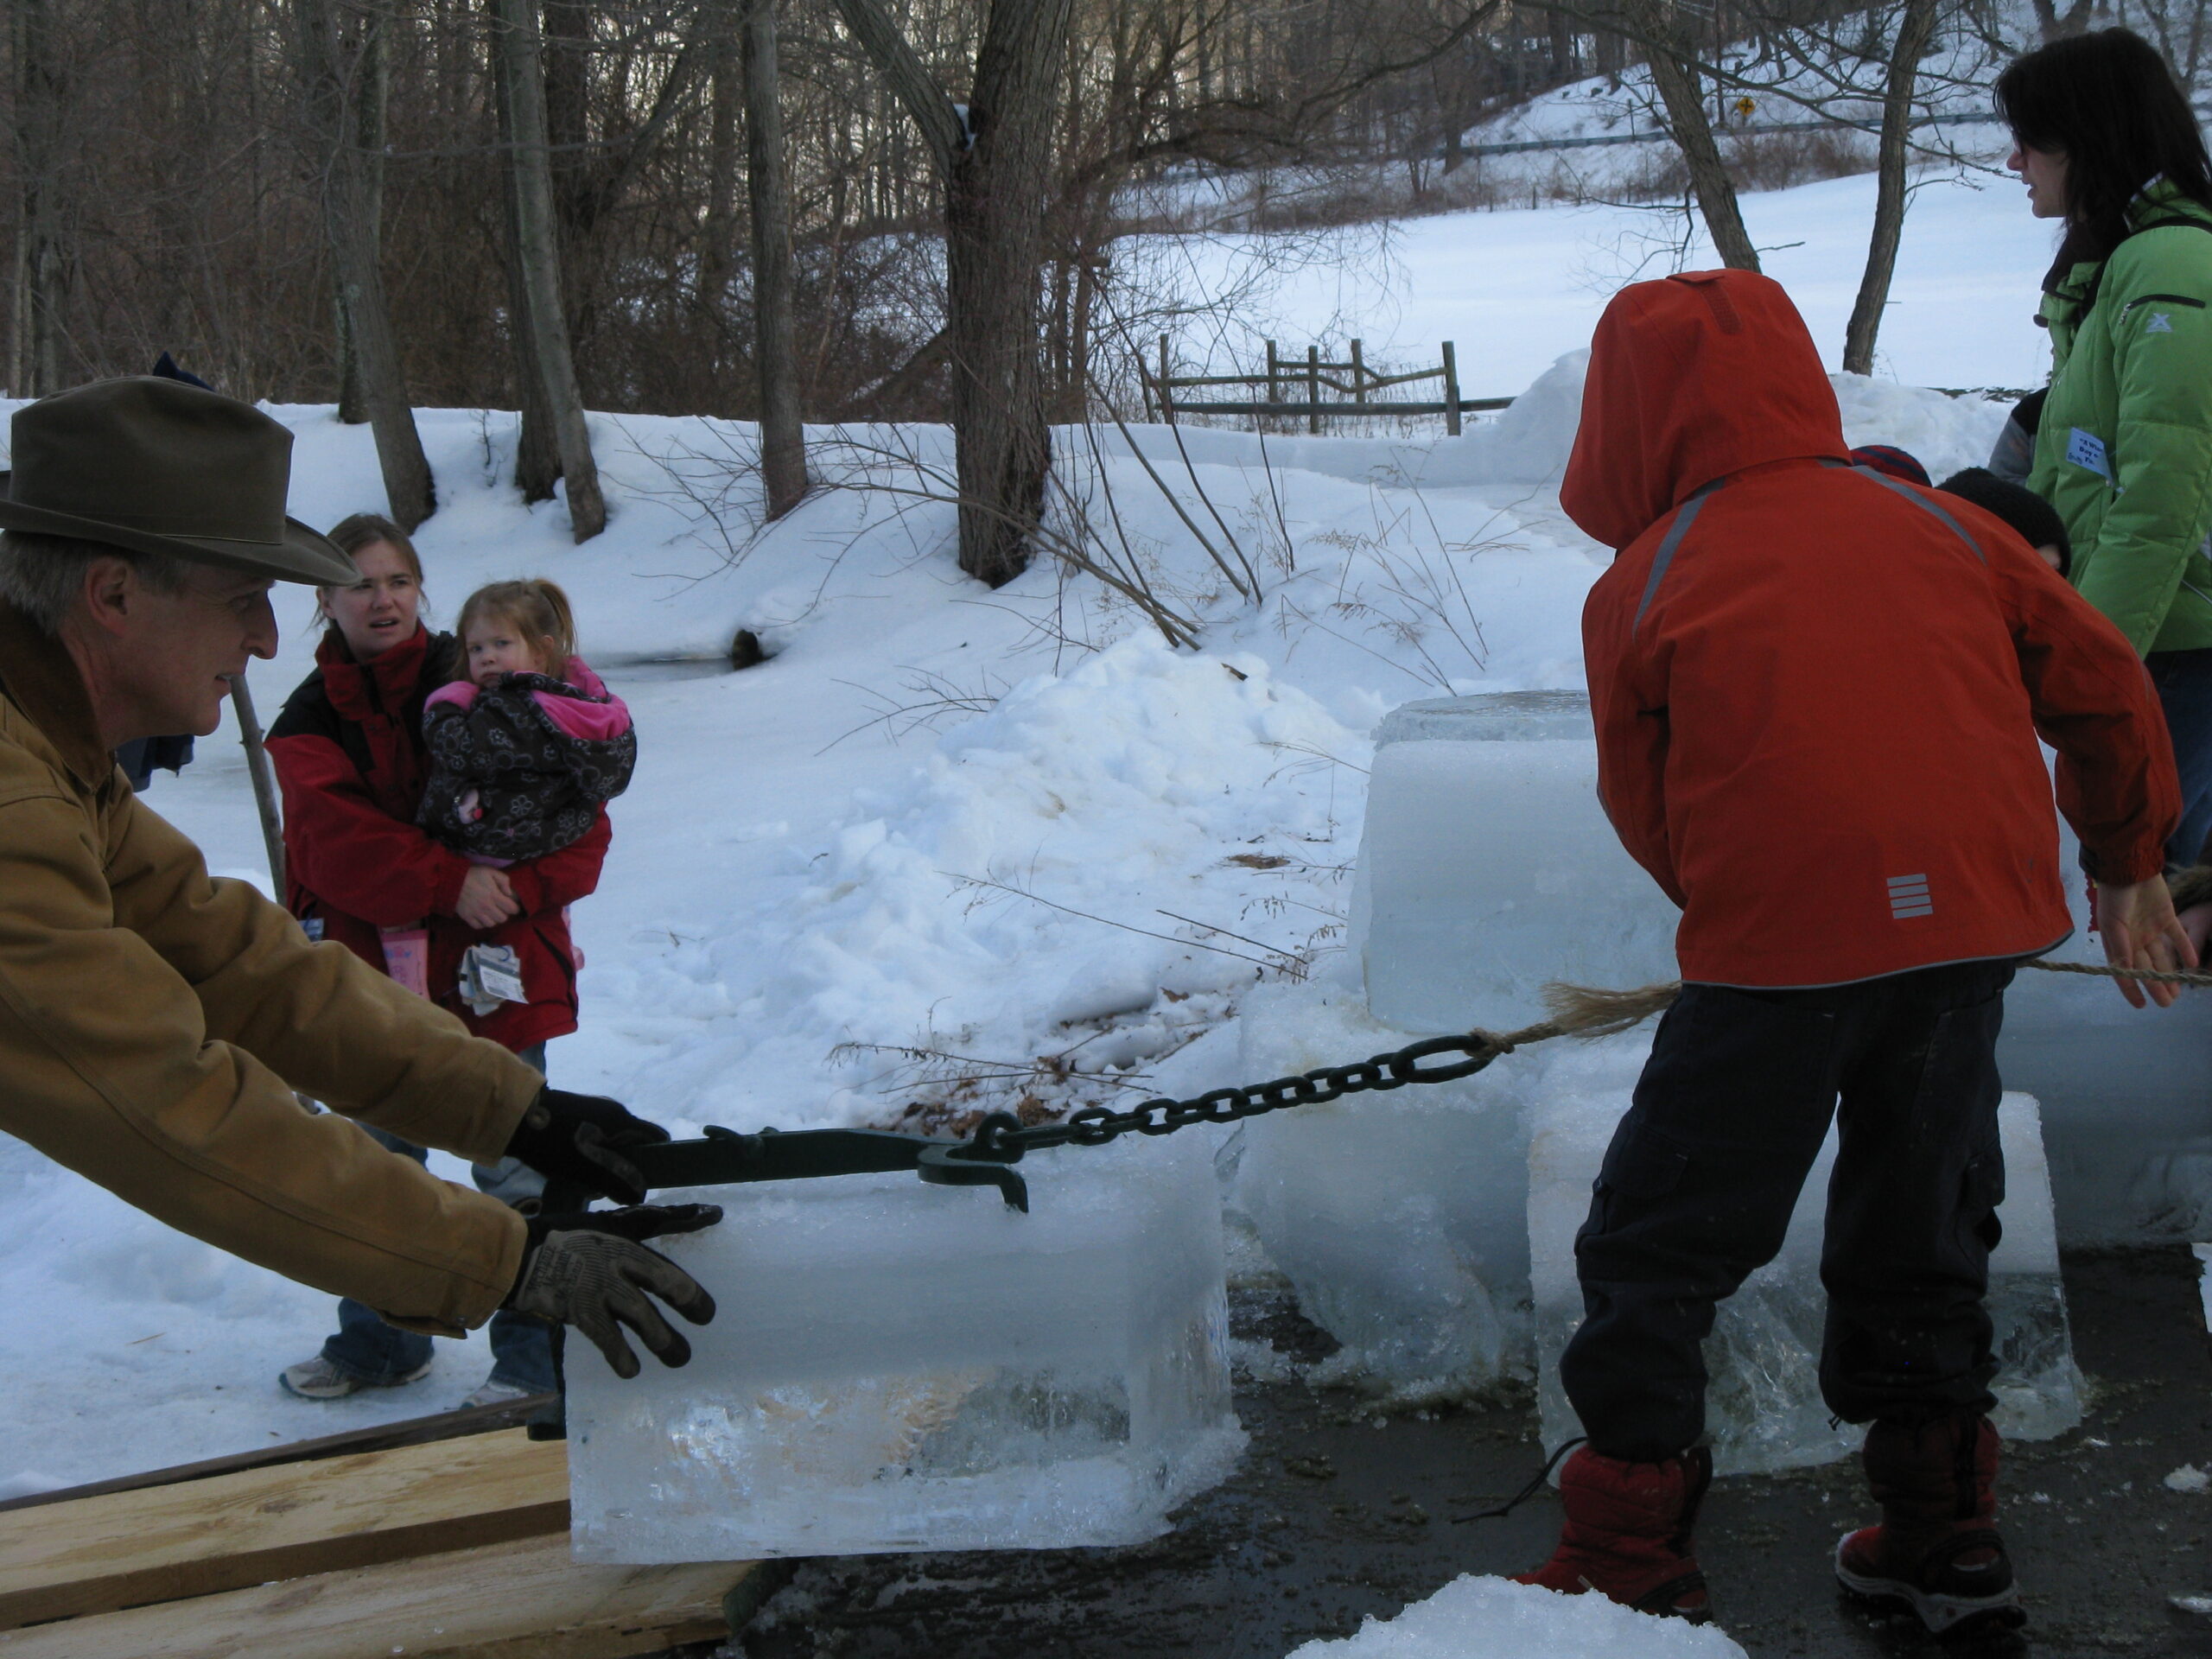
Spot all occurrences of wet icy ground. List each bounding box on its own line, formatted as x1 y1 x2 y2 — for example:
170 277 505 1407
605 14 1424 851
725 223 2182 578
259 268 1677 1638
698 1249 2212 1659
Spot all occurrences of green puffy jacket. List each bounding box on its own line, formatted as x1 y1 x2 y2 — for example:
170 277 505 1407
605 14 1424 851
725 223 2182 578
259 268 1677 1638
2031 180 2212 656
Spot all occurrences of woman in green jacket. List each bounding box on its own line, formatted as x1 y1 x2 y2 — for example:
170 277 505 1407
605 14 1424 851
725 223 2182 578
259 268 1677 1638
1999 29 2212 867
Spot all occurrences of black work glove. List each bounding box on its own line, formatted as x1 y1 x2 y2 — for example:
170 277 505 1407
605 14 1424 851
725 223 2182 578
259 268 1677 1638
505 1203 722 1378
505 1087 668 1206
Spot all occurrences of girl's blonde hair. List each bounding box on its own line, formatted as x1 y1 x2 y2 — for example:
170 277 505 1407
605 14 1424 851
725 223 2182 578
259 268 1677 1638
457 578 577 678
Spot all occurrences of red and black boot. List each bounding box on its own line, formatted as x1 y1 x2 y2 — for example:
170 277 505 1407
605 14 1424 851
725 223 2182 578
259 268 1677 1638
1834 1414 2024 1636
1515 1445 1713 1622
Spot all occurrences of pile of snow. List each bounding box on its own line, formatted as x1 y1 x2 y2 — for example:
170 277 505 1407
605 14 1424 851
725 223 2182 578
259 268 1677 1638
1284 1577 1747 1657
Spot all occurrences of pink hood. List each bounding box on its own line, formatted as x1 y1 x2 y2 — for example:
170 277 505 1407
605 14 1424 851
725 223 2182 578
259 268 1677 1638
425 656 631 741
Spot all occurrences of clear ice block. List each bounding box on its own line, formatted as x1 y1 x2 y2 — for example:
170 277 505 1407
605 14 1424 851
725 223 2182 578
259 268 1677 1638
1229 979 1536 1398
1353 693 1680 1037
1529 1039 2082 1476
566 1135 1244 1560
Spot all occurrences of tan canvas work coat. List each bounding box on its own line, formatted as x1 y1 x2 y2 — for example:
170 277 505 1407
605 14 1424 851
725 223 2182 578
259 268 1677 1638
0 602 536 1334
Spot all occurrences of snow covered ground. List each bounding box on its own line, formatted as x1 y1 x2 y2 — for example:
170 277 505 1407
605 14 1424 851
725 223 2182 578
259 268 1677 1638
0 163 2018 1498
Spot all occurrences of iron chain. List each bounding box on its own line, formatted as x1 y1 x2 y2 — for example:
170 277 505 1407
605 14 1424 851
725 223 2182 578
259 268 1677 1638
961 1031 1513 1163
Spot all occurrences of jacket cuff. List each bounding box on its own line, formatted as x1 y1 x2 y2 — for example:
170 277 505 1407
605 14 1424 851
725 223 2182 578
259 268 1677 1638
379 1202 530 1333
429 849 474 918
2087 842 2169 887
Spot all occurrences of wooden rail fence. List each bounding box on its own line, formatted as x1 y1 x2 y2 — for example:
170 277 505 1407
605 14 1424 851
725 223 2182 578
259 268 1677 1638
1140 336 1510 435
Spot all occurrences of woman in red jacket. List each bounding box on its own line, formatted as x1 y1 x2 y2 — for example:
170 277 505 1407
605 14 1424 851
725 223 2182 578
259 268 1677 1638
264 513 612 1408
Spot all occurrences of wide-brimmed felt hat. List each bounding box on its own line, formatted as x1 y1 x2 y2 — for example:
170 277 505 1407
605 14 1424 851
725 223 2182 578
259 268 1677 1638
0 377 357 585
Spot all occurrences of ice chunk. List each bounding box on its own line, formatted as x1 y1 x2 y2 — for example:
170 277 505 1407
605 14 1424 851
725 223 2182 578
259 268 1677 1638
1352 692 1679 1038
1230 978 1536 1399
1283 1574 1748 1657
1529 1039 2081 1475
1997 810 2212 1243
566 1135 1244 1560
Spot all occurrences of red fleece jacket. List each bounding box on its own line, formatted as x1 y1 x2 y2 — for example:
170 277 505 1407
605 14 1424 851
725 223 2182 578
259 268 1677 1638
1565 269 2177 988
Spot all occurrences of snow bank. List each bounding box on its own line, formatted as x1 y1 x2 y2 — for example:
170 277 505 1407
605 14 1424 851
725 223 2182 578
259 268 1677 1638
1284 1576 1747 1657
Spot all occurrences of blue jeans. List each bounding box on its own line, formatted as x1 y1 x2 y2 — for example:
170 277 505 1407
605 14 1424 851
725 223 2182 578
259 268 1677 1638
2149 647 2212 869
318 1044 556 1393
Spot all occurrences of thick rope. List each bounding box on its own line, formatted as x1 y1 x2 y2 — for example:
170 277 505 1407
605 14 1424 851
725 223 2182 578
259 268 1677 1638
1532 955 2212 1044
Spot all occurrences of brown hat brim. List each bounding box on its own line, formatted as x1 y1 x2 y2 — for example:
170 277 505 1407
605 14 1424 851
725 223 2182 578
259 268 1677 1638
0 473 358 586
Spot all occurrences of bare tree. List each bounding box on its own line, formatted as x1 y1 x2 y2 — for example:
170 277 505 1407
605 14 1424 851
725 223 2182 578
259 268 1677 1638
1843 0 1941 374
490 0 606 541
1623 0 1761 270
831 0 1075 587
10 0 73 396
745 0 808 518
294 0 435 528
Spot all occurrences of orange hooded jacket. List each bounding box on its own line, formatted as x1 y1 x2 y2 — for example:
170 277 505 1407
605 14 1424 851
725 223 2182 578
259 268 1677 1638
1567 270 2177 988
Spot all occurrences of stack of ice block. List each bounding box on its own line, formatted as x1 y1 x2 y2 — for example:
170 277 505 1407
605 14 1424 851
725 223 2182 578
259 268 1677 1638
566 1135 1244 1560
1229 978 1538 1399
1528 1038 2082 1476
1356 689 2212 1244
1351 692 1680 1037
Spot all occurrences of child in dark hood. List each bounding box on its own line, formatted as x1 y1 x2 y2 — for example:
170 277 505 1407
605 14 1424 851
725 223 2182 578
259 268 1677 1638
420 579 637 861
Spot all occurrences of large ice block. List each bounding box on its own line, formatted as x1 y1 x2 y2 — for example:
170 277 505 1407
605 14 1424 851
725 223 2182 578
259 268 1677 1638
1352 693 1679 1036
1529 1038 2082 1476
567 1135 1244 1560
1229 978 1537 1399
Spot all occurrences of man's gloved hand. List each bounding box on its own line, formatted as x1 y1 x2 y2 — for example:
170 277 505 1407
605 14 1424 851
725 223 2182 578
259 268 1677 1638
505 1203 722 1378
505 1087 669 1206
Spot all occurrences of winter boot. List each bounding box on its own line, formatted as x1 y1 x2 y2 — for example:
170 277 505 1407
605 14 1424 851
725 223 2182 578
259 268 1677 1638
1834 1414 2024 1636
1515 1445 1713 1622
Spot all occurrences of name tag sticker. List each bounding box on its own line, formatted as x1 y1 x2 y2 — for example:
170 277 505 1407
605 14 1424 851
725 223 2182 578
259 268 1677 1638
2067 427 2113 479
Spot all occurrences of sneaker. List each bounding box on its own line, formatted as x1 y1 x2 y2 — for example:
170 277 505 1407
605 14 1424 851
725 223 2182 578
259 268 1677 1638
1834 1414 2024 1637
461 1376 542 1410
1515 1445 1713 1622
278 1355 432 1401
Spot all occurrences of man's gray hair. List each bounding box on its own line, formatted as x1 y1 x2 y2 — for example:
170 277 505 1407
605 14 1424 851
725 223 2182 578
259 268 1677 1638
0 530 191 634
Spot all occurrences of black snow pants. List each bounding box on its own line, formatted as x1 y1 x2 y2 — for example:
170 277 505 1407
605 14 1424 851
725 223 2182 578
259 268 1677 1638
1559 958 2014 1463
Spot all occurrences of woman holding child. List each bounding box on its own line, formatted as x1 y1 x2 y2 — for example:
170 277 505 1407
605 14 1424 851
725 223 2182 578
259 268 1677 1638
1999 29 2212 868
264 513 632 1406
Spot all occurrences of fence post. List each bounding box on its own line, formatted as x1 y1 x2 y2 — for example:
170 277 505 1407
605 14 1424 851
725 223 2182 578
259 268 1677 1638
1266 340 1279 410
1140 353 1153 422
1351 339 1367 405
1441 340 1462 437
1158 334 1175 425
1306 345 1321 435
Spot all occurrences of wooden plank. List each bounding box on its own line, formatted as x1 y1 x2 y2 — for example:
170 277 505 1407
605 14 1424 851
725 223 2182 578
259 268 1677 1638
0 1534 756 1659
0 1428 568 1629
0 1394 557 1516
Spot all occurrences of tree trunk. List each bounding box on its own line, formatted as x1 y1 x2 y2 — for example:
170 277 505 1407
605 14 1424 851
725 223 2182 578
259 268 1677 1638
492 36 558 501
295 0 435 527
831 0 1071 587
949 0 1075 585
490 0 605 541
1632 0 1759 271
333 6 385 426
743 0 807 519
12 0 72 397
1841 0 1938 376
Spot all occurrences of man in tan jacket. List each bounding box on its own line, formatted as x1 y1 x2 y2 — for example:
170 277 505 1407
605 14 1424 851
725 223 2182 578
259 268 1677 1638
0 376 715 1382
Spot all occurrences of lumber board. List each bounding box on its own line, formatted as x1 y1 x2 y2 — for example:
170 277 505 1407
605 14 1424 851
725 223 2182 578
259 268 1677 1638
0 1393 557 1516
0 1533 754 1659
0 1427 569 1629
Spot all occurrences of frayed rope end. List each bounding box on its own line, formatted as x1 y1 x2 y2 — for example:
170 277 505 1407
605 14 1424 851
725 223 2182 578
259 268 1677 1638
1539 978 1682 1039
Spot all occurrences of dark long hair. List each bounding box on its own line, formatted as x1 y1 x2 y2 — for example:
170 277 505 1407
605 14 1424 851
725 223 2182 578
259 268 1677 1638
1996 27 2212 273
